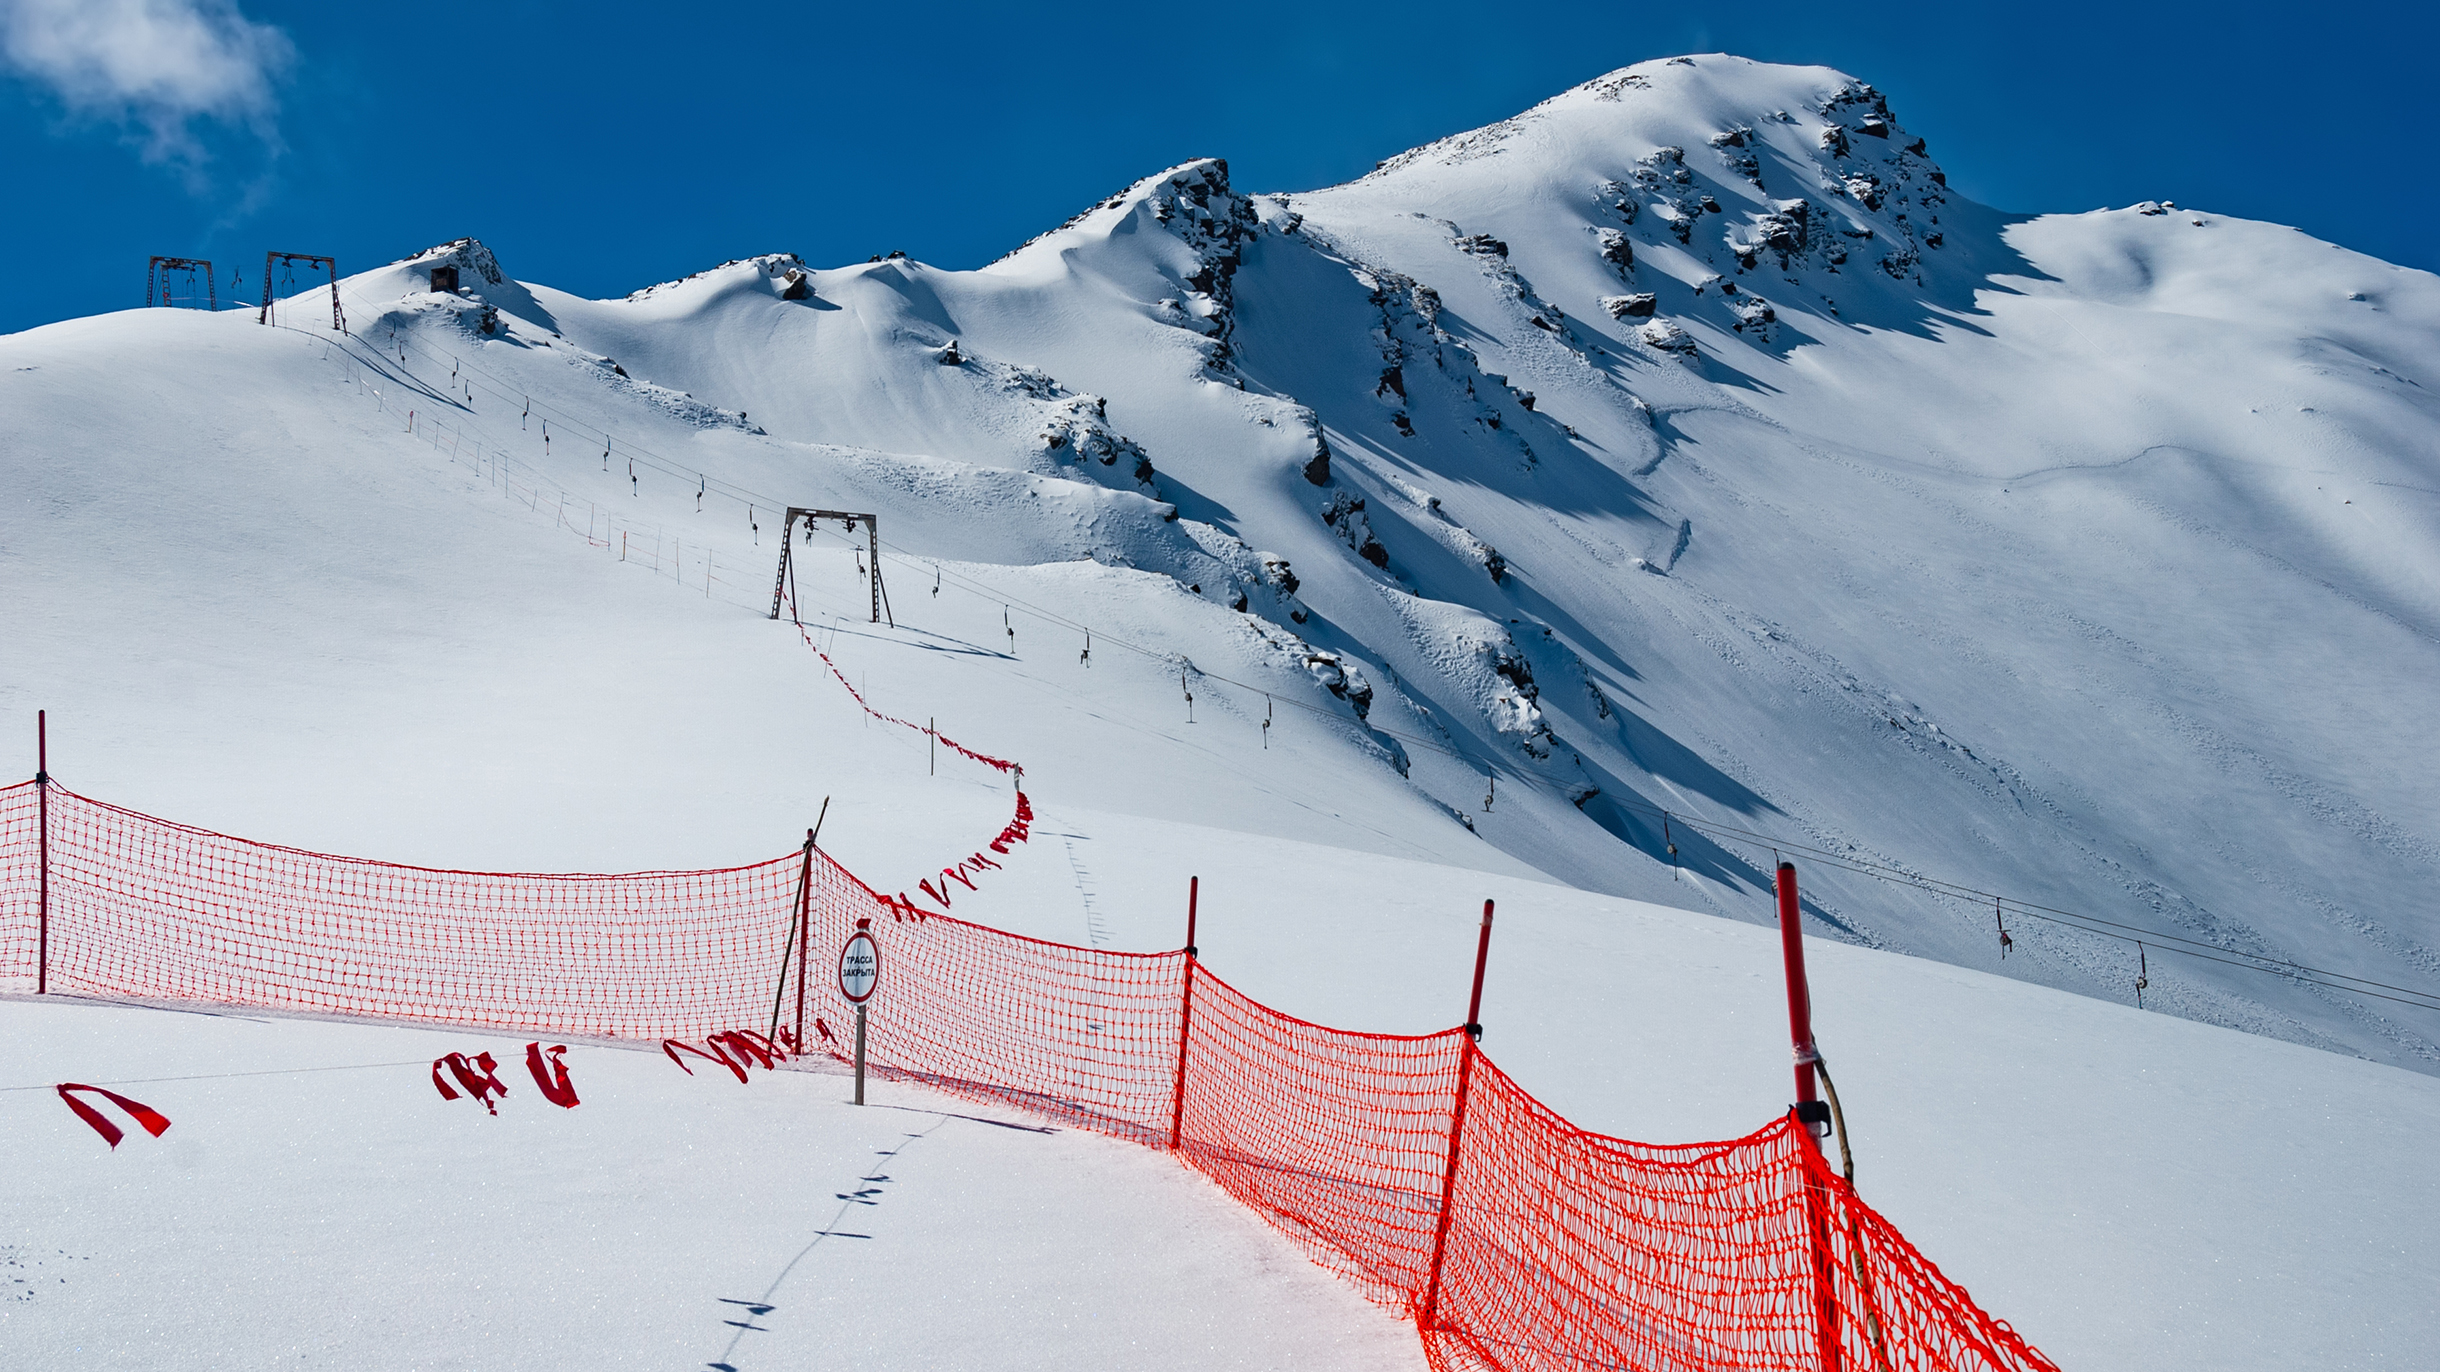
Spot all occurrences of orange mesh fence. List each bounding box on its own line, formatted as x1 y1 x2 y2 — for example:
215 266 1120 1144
15 783 801 1039
792 865 1188 1140
0 782 37 985
1175 966 1467 1308
1 776 2054 1372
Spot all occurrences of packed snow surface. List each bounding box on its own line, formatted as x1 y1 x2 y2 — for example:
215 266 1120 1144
5 51 2439 1372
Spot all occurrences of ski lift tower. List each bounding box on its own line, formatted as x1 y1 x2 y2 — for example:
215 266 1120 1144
769 509 892 627
258 252 345 332
146 257 216 310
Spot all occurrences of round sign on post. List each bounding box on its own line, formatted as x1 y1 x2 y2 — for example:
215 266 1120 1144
838 931 880 1003
839 927 879 1105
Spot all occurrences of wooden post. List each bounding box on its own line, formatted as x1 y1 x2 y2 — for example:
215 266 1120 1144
770 826 816 1047
1421 899 1494 1331
793 828 816 1051
35 710 50 995
1167 876 1200 1151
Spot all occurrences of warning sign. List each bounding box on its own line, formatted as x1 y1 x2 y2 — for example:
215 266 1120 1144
838 931 880 1004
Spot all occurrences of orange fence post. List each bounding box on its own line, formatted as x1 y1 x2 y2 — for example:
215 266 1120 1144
1167 875 1199 1151
1778 861 1844 1371
1421 898 1494 1332
1777 861 1827 1141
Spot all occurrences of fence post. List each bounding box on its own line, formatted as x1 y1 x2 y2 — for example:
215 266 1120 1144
35 710 49 995
1778 862 1844 1372
1421 898 1494 1332
1167 876 1199 1151
1776 862 1828 1143
792 829 816 1051
771 828 816 1046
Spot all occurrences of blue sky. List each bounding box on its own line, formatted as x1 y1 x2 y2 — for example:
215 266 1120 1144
2 1 2430 334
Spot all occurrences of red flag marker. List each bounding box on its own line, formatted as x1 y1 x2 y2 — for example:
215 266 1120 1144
57 1084 172 1149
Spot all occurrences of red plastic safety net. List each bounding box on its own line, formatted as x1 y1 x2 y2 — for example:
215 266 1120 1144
1 777 2054 1372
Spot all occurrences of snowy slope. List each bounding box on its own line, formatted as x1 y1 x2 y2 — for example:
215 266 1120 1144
5 841 2436 1372
0 997 1423 1371
4 48 2440 1372
292 55 2440 1073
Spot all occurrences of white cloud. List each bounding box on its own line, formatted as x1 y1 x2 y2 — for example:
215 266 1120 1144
0 0 294 160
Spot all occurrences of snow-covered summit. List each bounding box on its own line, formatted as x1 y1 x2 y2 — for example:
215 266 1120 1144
9 55 2440 1075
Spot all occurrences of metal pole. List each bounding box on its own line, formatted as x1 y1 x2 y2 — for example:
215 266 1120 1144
35 710 50 995
1422 899 1494 1331
853 1003 868 1105
1167 876 1200 1151
866 522 881 624
1778 861 1845 1372
769 511 796 621
1776 862 1826 1142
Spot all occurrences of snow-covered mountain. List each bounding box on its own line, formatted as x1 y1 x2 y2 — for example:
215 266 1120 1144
122 51 2434 1071
4 53 2440 1049
10 56 2440 1068
9 51 2440 1372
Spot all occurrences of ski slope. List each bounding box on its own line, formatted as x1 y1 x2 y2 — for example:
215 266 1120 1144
4 51 2439 1372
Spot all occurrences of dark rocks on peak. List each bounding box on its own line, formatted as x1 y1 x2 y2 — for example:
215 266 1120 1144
1262 555 1299 596
1457 234 1510 258
403 238 509 288
1819 125 1851 157
1321 490 1389 569
1638 319 1697 355
1601 293 1658 319
1597 228 1635 273
1858 116 1890 139
1303 435 1332 486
